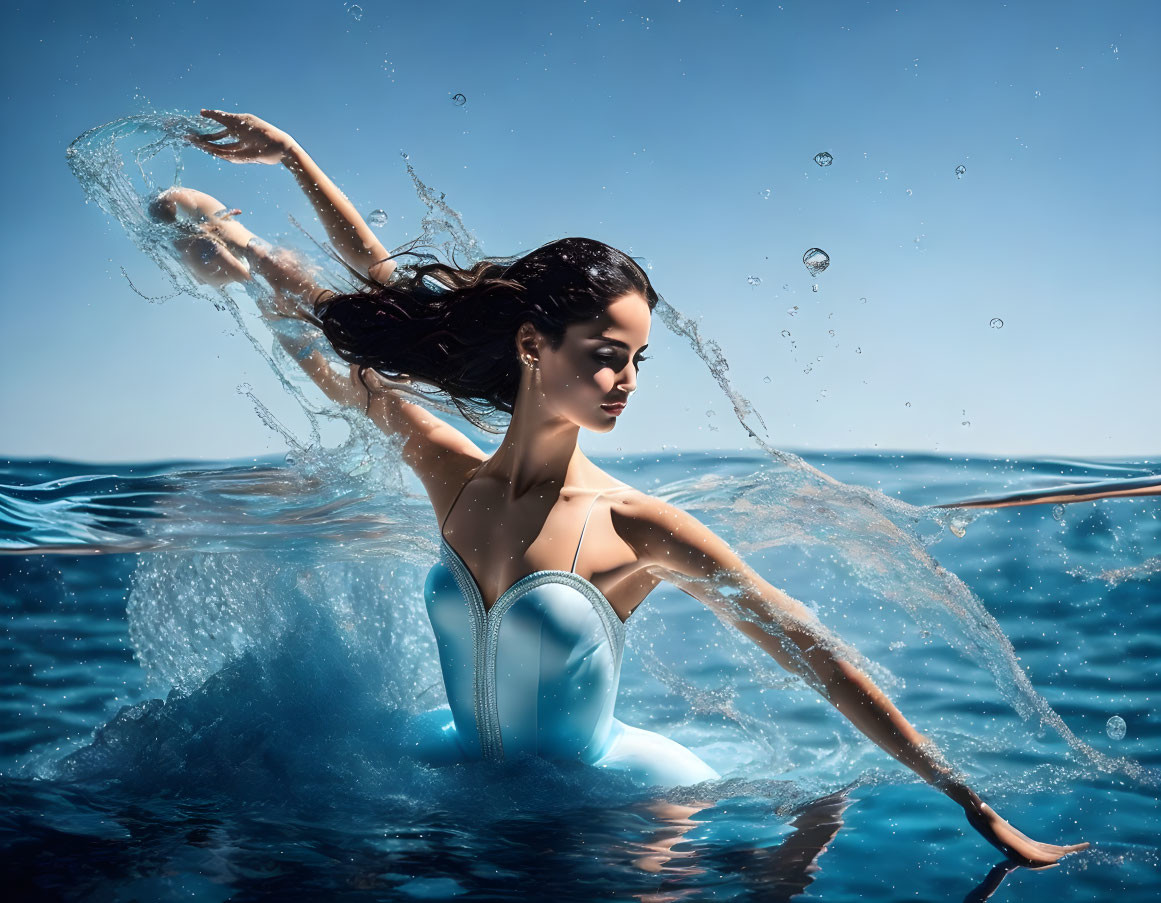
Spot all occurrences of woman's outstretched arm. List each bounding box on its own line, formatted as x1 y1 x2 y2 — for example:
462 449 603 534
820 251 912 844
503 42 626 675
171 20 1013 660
627 497 1089 867
189 110 396 283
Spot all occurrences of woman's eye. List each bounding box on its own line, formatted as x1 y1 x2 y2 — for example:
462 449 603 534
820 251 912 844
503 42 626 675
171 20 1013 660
595 350 648 368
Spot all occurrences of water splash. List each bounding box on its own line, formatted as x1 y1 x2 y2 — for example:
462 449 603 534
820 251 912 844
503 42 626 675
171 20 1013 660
66 110 1159 793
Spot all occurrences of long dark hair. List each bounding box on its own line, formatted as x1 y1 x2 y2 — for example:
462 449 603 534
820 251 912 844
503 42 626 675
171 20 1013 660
313 237 659 430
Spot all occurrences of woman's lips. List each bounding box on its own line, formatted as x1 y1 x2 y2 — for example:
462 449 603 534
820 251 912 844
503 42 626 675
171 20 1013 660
600 402 626 415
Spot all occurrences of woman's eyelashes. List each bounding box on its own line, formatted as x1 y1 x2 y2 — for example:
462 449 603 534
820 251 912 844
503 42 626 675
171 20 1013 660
595 351 649 369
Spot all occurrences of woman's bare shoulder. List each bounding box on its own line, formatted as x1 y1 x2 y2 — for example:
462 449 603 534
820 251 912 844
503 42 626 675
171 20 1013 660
611 489 746 576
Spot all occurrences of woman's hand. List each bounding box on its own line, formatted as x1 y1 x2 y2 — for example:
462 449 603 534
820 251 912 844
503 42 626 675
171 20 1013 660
190 110 297 165
957 789 1089 867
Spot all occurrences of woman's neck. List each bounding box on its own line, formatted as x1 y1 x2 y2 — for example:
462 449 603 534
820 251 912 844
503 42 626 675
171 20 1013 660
482 408 590 500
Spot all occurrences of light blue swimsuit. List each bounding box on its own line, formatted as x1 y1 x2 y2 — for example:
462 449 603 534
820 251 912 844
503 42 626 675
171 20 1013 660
417 480 720 788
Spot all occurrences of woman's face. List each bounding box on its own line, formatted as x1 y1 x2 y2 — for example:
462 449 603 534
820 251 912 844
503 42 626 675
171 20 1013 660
530 291 652 432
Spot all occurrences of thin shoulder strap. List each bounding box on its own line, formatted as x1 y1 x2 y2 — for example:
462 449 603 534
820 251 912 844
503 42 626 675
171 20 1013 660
570 485 635 572
440 468 478 535
569 490 606 574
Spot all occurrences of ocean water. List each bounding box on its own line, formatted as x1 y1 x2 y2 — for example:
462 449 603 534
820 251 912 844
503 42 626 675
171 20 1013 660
2 449 1158 902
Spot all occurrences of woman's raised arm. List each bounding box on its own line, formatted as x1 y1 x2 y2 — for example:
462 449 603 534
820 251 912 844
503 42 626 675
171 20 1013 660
627 498 1089 867
190 110 396 283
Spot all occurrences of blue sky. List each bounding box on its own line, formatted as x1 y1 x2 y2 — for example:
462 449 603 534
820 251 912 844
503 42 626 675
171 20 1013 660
2 0 1158 462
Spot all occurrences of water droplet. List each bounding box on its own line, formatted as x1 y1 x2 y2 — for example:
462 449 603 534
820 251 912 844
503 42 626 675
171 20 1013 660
860 297 867 304
706 409 716 417
1106 715 1126 740
955 164 967 178
949 515 970 538
747 275 762 286
889 640 906 651
855 346 862 354
1110 43 1119 57
961 420 971 427
1034 90 1041 98
400 151 410 160
828 330 835 337
781 329 791 338
1052 504 1066 522
905 401 912 408
367 209 388 228
906 188 913 197
813 151 833 167
759 188 772 200
787 306 798 316
803 248 830 277
346 3 363 21
763 375 772 383
451 93 468 106
812 283 819 292
989 317 1004 329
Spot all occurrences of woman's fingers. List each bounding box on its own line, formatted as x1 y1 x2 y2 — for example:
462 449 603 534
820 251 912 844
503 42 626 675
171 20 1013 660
187 131 238 151
200 108 243 126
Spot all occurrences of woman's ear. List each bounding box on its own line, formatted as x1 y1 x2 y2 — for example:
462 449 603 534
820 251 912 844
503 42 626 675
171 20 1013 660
514 322 540 363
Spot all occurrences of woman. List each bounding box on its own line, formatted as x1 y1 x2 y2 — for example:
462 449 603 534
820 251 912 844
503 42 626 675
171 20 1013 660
177 109 1088 868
